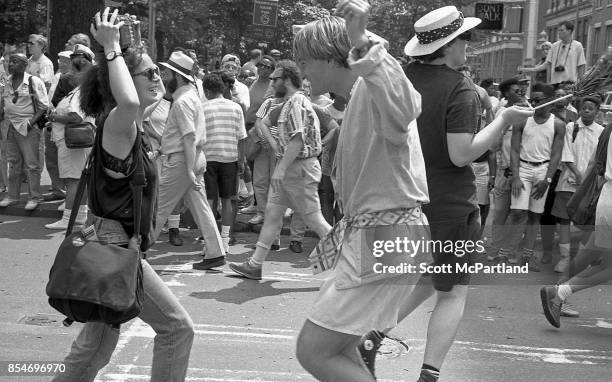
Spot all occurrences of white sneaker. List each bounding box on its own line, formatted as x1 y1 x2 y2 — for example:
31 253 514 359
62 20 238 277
24 200 39 211
45 210 70 230
0 198 18 207
248 214 265 225
45 218 70 230
57 201 65 212
554 257 570 273
239 204 258 214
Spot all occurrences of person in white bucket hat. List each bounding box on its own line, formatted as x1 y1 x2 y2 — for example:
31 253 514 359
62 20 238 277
155 50 227 270
159 50 195 83
396 6 535 382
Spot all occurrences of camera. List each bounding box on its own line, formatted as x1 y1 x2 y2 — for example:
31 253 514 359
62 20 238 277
92 12 141 49
554 65 565 72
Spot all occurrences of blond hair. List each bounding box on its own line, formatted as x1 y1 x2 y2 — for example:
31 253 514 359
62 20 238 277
293 16 351 68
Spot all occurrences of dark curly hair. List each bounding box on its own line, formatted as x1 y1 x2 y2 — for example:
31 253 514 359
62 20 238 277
79 45 146 118
202 73 224 96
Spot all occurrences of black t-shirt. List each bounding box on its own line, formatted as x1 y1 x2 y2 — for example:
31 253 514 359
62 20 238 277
405 62 481 221
51 73 79 107
89 123 158 252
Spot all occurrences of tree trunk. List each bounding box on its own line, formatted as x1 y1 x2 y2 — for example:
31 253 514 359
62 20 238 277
49 0 105 61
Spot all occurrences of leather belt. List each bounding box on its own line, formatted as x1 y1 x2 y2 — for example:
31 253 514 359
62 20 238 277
520 158 550 166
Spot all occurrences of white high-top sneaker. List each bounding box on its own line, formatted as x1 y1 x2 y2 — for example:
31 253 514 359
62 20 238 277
45 210 71 230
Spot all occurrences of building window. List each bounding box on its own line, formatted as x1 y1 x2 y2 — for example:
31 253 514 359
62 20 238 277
593 27 601 63
606 25 612 50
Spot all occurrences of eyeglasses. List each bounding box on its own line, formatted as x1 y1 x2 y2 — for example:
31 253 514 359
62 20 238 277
457 30 472 41
257 63 274 70
11 91 19 104
132 66 160 81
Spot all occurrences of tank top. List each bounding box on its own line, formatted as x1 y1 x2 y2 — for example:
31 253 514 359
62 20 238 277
88 121 159 252
520 114 555 163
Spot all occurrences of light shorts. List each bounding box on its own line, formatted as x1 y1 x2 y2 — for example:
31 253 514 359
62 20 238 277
309 276 417 336
595 183 612 249
308 214 431 335
471 161 490 205
267 156 322 216
56 139 90 179
510 162 550 213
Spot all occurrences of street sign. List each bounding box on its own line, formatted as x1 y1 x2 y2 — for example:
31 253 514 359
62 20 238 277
475 3 504 30
247 24 276 42
253 0 278 27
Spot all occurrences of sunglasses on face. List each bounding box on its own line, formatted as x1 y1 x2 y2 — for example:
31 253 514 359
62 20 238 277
132 66 160 81
257 63 274 70
270 76 283 81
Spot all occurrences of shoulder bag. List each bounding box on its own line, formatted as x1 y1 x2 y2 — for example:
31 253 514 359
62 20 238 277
63 92 95 148
46 134 146 327
566 125 612 226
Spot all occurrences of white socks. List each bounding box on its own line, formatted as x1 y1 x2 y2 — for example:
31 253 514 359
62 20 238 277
559 243 571 258
168 214 180 229
557 284 573 301
249 242 270 267
221 225 231 238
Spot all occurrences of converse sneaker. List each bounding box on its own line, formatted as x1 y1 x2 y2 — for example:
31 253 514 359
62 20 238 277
229 261 262 280
540 286 562 328
357 330 385 379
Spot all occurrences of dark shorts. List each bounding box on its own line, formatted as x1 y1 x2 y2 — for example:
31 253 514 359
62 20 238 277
204 161 238 199
551 191 572 221
427 210 481 292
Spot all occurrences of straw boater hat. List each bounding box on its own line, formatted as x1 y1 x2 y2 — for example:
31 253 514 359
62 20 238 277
404 6 481 57
160 51 195 83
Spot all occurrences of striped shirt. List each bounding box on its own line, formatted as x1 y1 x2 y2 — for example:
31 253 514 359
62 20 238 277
270 92 321 159
203 97 247 163
256 98 283 139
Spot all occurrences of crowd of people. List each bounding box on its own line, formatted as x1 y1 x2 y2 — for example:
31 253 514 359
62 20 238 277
0 1 611 381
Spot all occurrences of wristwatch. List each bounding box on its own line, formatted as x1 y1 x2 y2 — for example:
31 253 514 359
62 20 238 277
105 51 123 61
546 177 552 184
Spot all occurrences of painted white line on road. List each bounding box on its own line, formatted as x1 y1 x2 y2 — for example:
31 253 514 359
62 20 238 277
102 365 406 382
106 321 612 365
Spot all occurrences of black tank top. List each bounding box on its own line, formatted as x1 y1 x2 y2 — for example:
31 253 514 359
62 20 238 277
88 121 158 252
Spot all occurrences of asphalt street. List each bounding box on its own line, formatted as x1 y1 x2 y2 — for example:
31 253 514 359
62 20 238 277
0 215 611 382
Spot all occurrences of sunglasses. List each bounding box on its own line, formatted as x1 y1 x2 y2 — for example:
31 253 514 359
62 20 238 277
270 76 283 81
257 63 274 70
12 91 19 104
132 66 160 81
457 30 472 41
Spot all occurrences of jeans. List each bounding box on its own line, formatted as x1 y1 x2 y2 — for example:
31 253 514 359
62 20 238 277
155 152 224 259
253 148 276 215
53 218 194 382
0 135 7 190
490 168 512 255
290 212 306 242
45 129 66 196
6 123 42 201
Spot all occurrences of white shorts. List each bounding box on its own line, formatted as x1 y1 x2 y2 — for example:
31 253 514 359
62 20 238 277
309 215 430 336
57 139 90 179
510 162 549 214
595 183 612 249
471 161 490 205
